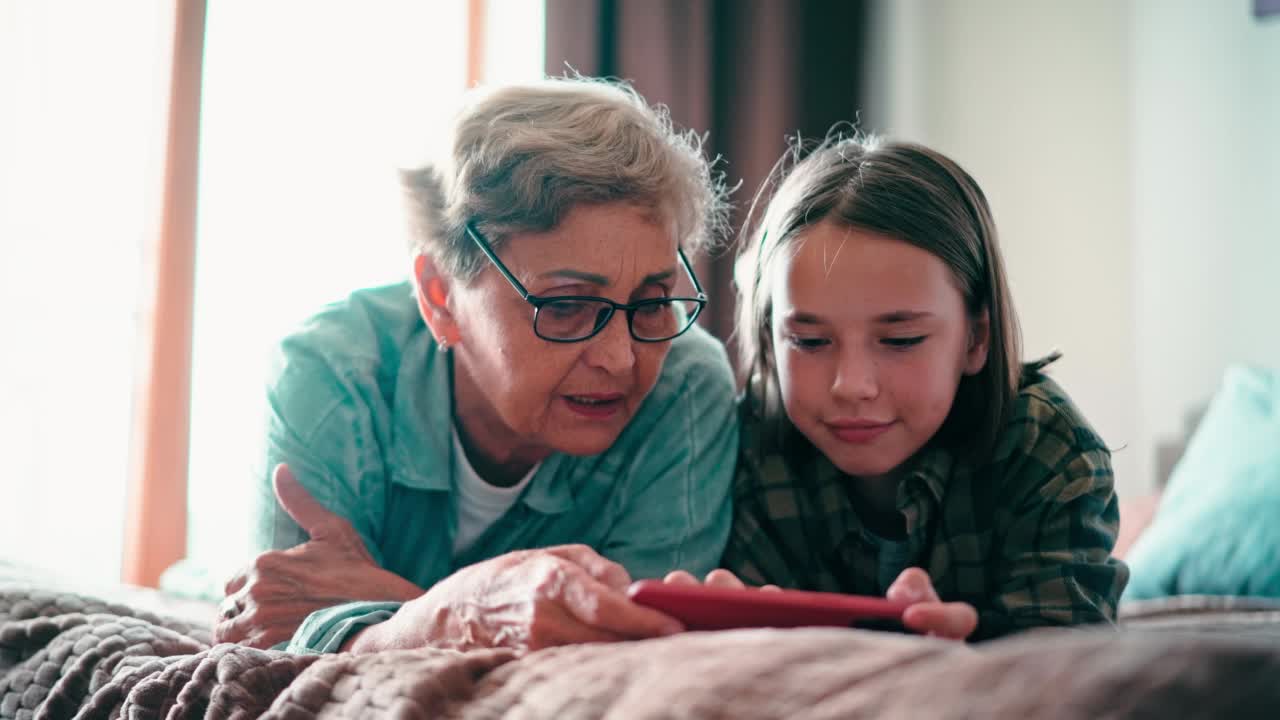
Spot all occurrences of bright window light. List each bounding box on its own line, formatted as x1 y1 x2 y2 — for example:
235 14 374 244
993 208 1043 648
184 1 545 589
0 0 168 584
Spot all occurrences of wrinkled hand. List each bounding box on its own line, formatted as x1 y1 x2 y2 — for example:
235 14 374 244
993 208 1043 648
214 464 423 648
887 567 977 640
345 544 684 655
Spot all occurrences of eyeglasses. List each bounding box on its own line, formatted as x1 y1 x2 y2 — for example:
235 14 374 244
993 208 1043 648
465 222 707 343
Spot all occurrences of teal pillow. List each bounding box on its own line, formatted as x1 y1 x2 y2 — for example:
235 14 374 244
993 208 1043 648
1124 366 1280 600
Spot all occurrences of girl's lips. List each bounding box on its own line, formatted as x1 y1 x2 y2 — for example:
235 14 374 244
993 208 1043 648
827 420 895 444
563 394 625 419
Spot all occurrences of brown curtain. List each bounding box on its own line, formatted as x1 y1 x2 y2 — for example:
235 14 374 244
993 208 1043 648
546 0 868 363
467 0 488 87
122 0 207 588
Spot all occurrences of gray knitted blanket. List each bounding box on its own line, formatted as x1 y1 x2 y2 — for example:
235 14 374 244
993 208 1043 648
4 583 1280 719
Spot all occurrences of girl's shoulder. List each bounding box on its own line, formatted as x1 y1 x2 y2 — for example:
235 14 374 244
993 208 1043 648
1002 370 1109 456
984 369 1114 501
732 389 837 503
733 390 796 489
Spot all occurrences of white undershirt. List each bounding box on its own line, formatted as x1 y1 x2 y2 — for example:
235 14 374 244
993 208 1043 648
450 427 539 557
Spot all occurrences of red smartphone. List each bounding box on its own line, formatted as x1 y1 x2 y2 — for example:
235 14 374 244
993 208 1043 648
626 580 913 632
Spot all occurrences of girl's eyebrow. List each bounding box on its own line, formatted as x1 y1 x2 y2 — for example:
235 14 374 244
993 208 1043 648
874 310 934 323
783 310 827 325
784 310 934 325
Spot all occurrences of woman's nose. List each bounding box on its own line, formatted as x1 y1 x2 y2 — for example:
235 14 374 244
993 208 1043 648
582 310 636 375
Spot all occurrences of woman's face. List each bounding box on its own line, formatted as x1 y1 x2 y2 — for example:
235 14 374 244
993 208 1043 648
442 202 682 462
769 221 988 480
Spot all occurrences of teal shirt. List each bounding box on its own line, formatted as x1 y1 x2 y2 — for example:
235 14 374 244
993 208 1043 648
252 283 738 653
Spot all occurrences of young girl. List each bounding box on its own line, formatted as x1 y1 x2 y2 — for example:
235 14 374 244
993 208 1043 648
712 134 1128 641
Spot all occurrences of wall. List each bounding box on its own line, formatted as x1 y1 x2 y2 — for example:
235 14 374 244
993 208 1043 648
865 0 1144 493
1131 0 1280 482
867 0 1280 495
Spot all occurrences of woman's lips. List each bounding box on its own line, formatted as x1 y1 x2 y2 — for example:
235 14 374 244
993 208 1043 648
826 419 895 444
563 393 625 419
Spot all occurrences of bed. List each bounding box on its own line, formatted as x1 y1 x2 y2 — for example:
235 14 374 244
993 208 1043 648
7 367 1278 718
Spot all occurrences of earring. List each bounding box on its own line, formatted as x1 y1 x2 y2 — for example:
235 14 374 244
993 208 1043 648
436 327 460 351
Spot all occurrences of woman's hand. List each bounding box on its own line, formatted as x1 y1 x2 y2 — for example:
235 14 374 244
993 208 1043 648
213 464 424 649
662 568 781 591
887 567 978 640
345 544 684 655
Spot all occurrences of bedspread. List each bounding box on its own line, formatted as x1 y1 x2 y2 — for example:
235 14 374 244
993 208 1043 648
3 583 1279 719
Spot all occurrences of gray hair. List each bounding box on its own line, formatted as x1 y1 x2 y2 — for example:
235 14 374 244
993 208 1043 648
402 77 730 281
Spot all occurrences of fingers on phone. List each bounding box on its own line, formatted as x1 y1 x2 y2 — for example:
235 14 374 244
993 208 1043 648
886 567 939 604
560 570 684 638
662 570 699 586
703 569 747 589
545 544 632 591
527 601 631 650
902 601 978 640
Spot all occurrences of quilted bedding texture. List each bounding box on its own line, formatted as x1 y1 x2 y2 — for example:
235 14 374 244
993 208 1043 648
4 582 1280 719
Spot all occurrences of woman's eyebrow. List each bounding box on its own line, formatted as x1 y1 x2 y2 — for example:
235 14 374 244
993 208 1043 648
537 267 676 286
641 268 676 285
538 268 610 284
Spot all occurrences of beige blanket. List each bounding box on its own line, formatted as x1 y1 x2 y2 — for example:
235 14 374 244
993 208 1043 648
3 583 1279 719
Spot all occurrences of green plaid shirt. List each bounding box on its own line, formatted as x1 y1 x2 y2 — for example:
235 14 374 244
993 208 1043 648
723 372 1128 641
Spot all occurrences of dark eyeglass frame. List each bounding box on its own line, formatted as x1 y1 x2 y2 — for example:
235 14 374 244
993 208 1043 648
465 222 707 344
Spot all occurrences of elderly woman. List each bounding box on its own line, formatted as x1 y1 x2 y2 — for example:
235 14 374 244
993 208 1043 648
213 78 736 654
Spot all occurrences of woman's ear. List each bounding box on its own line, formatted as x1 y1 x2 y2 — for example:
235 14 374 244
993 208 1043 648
413 254 461 349
963 308 991 376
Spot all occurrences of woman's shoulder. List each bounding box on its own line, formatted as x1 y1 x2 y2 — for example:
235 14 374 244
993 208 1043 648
665 323 734 377
646 323 736 403
275 282 423 375
267 282 429 432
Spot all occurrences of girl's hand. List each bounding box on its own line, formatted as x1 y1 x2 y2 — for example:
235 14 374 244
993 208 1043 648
213 464 424 649
886 567 978 640
345 544 685 655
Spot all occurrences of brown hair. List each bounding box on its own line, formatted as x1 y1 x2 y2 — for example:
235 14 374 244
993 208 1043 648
735 132 1042 462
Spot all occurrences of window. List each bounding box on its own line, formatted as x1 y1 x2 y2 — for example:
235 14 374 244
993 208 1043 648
182 1 545 588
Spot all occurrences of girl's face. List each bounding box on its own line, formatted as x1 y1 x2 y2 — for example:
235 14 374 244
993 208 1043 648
769 220 989 480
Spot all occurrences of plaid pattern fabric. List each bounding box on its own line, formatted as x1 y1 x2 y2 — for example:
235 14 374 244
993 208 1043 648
723 372 1129 641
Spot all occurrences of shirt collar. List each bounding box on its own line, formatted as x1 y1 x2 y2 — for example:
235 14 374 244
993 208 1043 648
517 454 573 514
799 440 953 548
389 332 453 491
896 443 952 506
389 335 575 515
